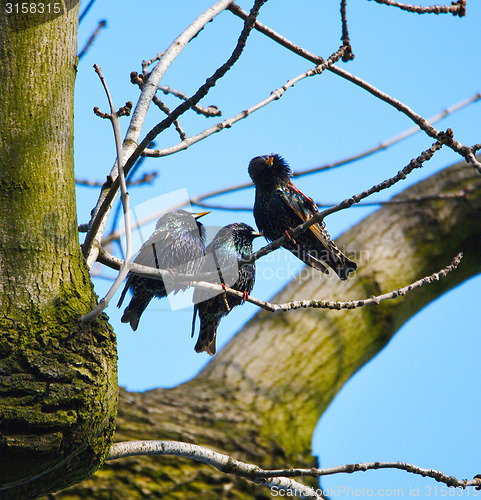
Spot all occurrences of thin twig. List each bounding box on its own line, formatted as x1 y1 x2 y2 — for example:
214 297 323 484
76 172 158 188
142 46 347 159
158 85 222 117
340 0 354 61
190 190 469 212
370 0 466 16
130 72 187 140
107 440 323 499
152 95 187 140
142 52 165 74
108 439 481 491
82 66 132 323
79 0 97 23
78 20 107 60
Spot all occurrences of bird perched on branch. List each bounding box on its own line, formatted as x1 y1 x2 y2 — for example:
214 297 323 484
192 223 262 356
248 153 356 280
118 209 209 330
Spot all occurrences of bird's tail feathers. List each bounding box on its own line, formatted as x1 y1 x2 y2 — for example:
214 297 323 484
302 252 330 274
194 315 221 356
294 244 357 281
315 245 357 281
120 294 152 331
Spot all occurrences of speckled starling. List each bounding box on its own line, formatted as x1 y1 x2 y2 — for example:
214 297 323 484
248 153 357 280
117 209 209 330
192 223 262 356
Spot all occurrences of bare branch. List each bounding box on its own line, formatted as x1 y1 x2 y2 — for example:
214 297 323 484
107 439 481 494
255 460 481 489
76 172 158 188
340 0 354 61
370 0 466 17
78 20 107 60
82 65 132 323
79 0 98 23
142 46 347 159
158 85 222 117
239 253 462 313
107 440 324 499
97 245 461 314
190 189 469 212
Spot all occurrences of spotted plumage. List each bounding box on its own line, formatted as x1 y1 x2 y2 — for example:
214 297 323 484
192 223 261 356
248 153 357 280
117 209 208 330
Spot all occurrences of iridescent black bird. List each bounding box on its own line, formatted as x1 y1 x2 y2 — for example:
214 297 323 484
248 154 357 280
117 209 209 330
192 223 262 356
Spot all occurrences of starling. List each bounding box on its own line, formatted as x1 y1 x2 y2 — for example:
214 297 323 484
248 153 357 280
117 209 209 330
192 223 262 356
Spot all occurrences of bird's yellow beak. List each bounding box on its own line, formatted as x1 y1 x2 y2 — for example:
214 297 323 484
193 211 210 220
266 157 274 166
251 231 263 238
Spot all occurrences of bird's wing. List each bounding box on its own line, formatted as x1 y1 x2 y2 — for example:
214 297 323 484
133 230 171 269
134 228 202 271
278 181 329 247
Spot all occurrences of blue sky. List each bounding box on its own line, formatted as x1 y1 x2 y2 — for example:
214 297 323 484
76 1 480 496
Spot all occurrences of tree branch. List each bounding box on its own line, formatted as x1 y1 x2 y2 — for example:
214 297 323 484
108 441 324 499
82 65 132 323
142 46 347 159
157 85 222 117
108 439 481 492
370 0 466 16
98 241 461 317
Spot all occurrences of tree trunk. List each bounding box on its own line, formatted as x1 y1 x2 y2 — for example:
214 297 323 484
0 7 118 499
53 159 481 498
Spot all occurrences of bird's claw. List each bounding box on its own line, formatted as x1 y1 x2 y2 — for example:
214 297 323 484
241 291 249 304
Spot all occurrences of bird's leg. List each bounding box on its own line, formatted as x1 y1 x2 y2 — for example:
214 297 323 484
284 228 297 245
220 283 231 312
241 291 249 304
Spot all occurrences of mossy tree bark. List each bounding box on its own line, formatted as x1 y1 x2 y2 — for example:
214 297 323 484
0 5 118 499
53 159 481 499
